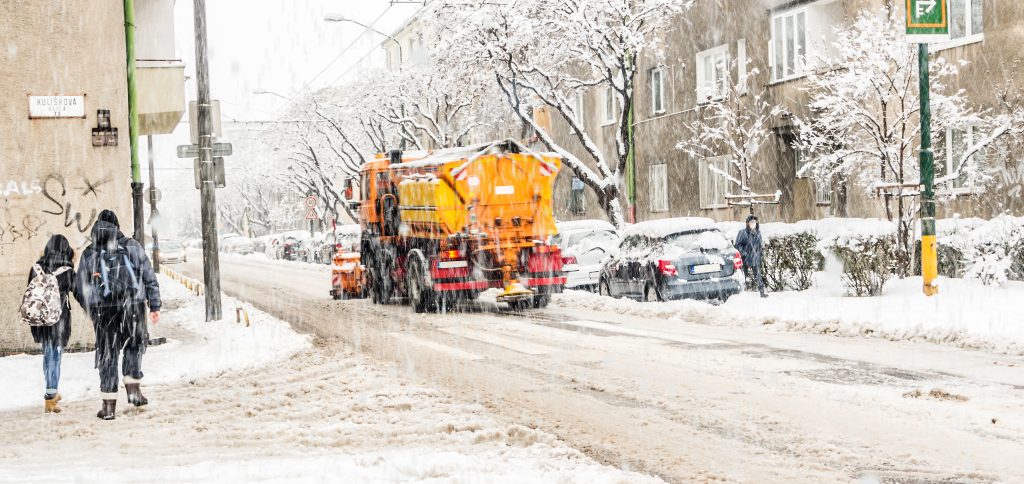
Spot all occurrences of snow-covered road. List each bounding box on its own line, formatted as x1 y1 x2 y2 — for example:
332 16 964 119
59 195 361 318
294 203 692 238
177 256 1024 483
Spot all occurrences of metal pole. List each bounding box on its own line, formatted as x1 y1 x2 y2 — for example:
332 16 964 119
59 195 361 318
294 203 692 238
919 42 938 296
193 0 223 320
147 135 160 273
124 0 145 243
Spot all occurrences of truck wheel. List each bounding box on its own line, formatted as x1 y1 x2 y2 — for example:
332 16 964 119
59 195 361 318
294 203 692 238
407 257 435 314
532 295 550 309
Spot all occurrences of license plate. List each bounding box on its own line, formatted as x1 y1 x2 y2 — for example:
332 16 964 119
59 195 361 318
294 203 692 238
690 263 721 275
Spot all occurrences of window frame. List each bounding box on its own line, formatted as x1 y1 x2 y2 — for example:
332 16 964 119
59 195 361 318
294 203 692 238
602 86 617 126
650 66 666 115
649 163 669 213
698 155 731 210
934 0 985 51
574 91 586 127
769 7 808 83
569 176 587 215
695 44 729 103
936 124 985 194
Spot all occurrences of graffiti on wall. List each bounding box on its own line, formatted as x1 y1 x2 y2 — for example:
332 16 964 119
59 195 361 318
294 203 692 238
0 173 114 252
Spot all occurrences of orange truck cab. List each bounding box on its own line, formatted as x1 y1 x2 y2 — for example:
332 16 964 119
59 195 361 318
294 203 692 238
349 139 566 312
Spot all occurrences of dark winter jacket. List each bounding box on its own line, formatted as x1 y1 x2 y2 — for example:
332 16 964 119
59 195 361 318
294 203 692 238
76 219 161 315
28 236 78 348
734 215 764 267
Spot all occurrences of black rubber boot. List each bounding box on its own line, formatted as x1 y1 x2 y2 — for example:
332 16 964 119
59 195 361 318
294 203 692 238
97 399 116 420
125 383 148 407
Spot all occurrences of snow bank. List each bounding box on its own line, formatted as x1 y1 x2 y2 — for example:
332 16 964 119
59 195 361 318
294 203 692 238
0 275 311 411
220 251 332 273
552 273 1024 355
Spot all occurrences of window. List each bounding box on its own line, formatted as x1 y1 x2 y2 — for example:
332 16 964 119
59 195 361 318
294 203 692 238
696 45 728 102
603 87 616 125
569 177 587 215
737 38 748 95
943 0 984 46
936 125 986 190
814 182 832 206
698 155 730 209
650 67 665 114
649 164 668 212
770 9 807 82
574 91 585 126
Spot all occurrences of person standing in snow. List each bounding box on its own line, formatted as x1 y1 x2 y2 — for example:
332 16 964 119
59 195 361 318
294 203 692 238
77 210 161 420
25 235 78 413
735 214 767 298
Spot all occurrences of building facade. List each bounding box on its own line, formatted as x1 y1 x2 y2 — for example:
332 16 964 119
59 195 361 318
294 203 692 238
550 0 1024 224
0 0 181 350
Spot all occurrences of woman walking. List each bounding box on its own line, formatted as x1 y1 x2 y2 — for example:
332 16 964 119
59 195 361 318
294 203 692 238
26 235 78 413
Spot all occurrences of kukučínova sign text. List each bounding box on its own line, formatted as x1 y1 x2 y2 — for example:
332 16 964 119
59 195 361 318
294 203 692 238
28 95 86 119
905 0 950 43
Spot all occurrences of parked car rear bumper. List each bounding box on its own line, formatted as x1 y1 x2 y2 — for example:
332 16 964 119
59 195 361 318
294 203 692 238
662 277 741 301
564 264 601 290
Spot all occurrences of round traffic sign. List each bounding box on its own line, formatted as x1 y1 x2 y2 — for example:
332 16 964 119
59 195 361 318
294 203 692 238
304 195 318 208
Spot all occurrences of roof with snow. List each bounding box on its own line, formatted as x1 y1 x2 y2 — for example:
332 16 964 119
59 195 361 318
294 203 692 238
392 139 561 170
556 219 616 233
623 217 718 239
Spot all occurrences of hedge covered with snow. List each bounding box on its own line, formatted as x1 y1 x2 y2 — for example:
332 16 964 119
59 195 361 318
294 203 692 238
715 215 1024 296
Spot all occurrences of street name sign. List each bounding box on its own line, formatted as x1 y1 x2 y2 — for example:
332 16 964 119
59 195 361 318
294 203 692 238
177 142 233 158
906 0 949 43
28 95 86 119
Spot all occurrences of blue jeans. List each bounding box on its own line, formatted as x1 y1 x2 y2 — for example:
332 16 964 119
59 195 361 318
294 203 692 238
42 340 63 398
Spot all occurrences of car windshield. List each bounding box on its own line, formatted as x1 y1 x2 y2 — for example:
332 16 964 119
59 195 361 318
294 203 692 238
163 242 182 250
564 230 617 248
664 229 730 252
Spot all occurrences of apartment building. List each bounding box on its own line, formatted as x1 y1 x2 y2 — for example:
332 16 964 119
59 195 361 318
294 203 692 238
552 0 1024 223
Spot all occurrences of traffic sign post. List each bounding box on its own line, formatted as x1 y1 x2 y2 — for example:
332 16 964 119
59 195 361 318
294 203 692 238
304 195 318 237
906 0 947 297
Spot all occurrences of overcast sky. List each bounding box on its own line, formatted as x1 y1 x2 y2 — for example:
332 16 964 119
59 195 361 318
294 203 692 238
151 0 421 234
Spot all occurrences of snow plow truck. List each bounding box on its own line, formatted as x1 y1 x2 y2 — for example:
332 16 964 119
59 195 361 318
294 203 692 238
347 139 566 312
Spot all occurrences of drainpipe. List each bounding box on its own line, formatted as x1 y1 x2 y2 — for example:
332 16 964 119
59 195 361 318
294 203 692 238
124 0 144 243
625 54 637 224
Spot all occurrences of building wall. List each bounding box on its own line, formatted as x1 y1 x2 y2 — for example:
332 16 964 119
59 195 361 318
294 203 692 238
550 0 1021 226
0 0 132 350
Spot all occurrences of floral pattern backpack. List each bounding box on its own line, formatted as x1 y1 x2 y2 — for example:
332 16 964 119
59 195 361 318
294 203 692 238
20 264 71 327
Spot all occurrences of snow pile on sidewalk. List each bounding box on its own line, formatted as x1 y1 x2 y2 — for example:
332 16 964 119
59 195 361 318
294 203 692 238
0 275 311 411
553 272 1024 355
0 340 659 483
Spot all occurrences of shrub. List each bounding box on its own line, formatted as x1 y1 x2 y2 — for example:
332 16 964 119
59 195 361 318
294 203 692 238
819 221 898 297
962 216 1024 286
763 232 824 291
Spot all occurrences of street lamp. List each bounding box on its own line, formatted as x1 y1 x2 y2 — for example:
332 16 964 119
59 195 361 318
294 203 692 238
324 14 408 150
253 89 289 100
323 14 403 70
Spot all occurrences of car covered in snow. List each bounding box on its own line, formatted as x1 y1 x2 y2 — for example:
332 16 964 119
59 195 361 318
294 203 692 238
157 240 187 264
598 217 743 302
220 234 256 255
551 220 619 292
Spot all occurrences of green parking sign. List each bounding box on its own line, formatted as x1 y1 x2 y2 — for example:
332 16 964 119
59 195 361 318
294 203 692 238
906 0 949 43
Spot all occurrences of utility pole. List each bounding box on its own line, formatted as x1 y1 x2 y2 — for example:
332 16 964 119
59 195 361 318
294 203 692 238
147 135 160 273
124 0 144 242
905 0 946 296
193 0 223 320
919 43 938 296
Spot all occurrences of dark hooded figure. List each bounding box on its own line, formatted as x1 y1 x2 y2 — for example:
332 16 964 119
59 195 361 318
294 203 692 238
28 234 78 413
76 209 161 420
734 214 767 298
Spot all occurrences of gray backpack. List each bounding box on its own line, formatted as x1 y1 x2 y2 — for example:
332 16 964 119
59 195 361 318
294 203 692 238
20 264 71 327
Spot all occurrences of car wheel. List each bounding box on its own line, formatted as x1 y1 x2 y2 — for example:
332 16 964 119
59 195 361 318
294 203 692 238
599 279 612 298
644 282 664 303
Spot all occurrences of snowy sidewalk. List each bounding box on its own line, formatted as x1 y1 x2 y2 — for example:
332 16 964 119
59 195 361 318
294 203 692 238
0 275 310 412
554 274 1024 356
0 277 659 483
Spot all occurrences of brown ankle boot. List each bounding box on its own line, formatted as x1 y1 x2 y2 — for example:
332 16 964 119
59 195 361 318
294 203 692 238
96 399 116 420
125 383 148 407
44 394 62 414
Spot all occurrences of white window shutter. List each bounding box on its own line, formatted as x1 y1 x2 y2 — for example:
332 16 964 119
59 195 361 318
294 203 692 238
737 39 747 94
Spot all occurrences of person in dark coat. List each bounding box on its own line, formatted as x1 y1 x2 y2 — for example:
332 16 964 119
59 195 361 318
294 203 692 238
28 234 78 413
76 210 161 420
735 214 767 298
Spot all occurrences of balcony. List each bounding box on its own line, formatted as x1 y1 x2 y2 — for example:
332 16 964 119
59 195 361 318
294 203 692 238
136 58 186 135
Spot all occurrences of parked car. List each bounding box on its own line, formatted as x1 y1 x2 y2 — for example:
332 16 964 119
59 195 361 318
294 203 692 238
552 220 619 292
220 235 255 255
599 217 743 302
279 231 312 262
314 225 361 265
158 241 187 264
